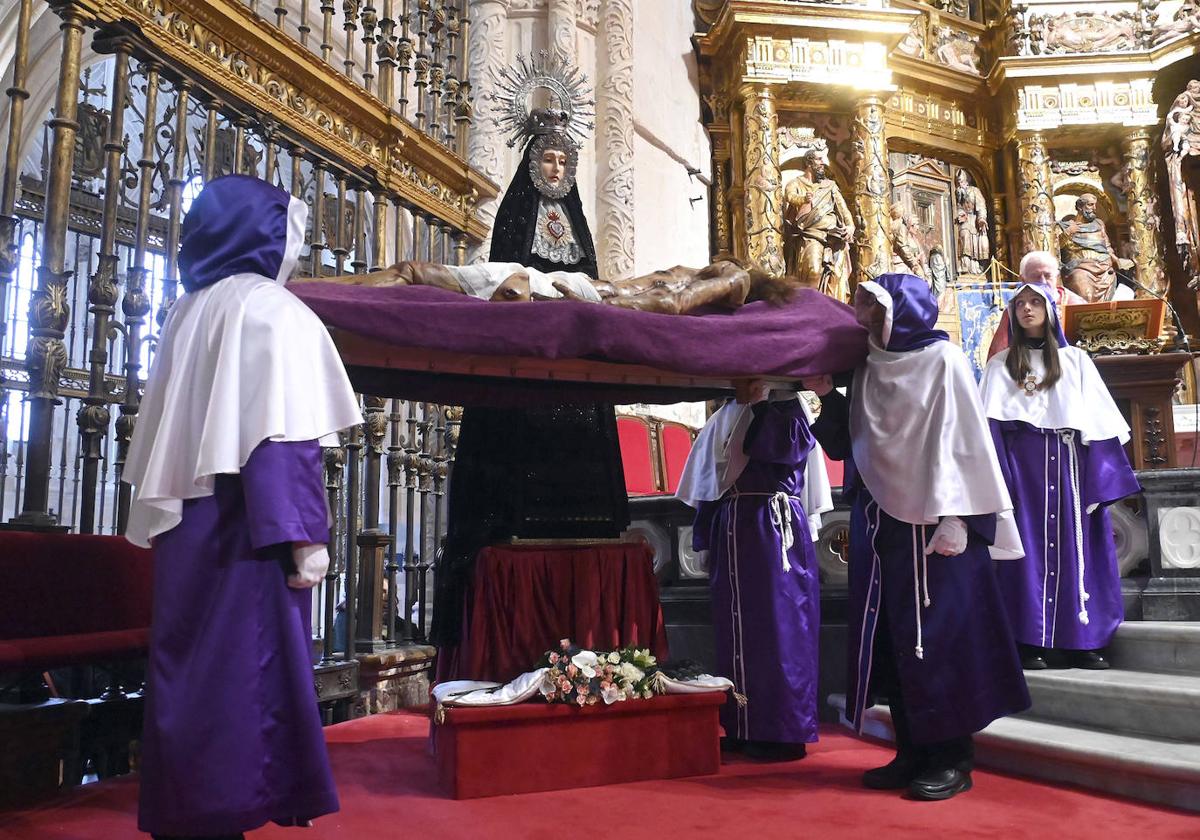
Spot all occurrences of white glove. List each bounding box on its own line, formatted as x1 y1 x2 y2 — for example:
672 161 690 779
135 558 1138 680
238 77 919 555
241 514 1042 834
288 543 330 589
924 516 968 557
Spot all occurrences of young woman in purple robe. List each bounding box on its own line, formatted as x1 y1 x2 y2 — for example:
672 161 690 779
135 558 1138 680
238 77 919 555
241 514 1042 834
677 386 833 761
980 283 1140 670
123 175 362 840
805 274 1030 801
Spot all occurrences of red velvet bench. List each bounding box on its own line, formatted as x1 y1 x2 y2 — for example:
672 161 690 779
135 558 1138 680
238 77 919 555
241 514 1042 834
434 692 724 799
0 532 153 677
0 532 153 806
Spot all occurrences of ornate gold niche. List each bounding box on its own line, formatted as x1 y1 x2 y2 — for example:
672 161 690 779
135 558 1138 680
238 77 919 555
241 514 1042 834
695 0 1200 336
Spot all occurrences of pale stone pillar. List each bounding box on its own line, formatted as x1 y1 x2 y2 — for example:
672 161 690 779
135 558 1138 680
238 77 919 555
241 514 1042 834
548 0 576 64
465 0 511 261
595 0 635 280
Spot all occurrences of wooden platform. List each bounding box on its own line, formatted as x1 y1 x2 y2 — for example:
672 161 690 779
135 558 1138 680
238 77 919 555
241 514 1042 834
331 329 803 403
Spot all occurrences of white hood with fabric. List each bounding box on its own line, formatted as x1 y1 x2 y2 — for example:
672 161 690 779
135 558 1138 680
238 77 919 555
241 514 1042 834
123 192 362 548
850 279 1023 560
980 283 1130 445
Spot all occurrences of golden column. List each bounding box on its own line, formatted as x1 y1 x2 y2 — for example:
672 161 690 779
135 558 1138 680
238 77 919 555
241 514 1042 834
992 194 1011 270
739 83 785 276
712 142 732 256
1016 132 1056 255
1122 128 1168 297
12 0 88 528
852 93 891 284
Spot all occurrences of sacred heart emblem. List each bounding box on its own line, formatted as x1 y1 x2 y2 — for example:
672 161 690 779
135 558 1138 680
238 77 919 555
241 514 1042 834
546 210 566 241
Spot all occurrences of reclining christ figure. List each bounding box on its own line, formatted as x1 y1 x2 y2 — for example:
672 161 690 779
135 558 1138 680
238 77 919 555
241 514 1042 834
292 258 797 315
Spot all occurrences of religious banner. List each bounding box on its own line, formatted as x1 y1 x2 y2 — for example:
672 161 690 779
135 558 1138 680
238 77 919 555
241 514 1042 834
954 280 1022 379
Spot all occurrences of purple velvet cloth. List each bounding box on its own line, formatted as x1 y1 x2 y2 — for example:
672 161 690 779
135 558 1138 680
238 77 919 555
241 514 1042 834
692 399 820 745
288 282 868 405
138 439 338 836
179 175 291 292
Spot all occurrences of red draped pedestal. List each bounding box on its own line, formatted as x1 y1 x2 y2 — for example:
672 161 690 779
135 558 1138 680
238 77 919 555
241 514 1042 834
443 542 669 683
435 692 723 799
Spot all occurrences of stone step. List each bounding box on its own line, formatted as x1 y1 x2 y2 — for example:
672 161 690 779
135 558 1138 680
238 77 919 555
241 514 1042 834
828 693 1200 813
1108 621 1200 674
1023 668 1200 742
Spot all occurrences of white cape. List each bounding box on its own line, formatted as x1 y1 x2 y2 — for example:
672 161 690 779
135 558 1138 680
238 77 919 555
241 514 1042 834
981 346 1130 446
675 396 833 541
123 196 362 547
850 338 1023 559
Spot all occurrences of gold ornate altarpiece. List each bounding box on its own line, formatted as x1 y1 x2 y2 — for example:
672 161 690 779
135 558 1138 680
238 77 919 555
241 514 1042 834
695 0 1200 321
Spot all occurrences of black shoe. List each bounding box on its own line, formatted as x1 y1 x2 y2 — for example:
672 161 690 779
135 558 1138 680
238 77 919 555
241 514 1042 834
908 767 973 801
1021 652 1048 670
862 753 921 790
720 736 745 753
1069 649 1110 670
1019 644 1048 670
742 741 807 762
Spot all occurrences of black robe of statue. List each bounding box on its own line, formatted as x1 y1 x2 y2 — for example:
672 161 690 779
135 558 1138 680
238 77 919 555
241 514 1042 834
431 142 627 649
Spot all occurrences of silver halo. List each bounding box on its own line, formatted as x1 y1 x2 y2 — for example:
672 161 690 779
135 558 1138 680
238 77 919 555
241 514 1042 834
489 50 595 149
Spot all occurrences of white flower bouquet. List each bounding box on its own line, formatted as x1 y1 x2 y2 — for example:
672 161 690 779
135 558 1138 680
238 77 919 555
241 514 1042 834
535 639 659 706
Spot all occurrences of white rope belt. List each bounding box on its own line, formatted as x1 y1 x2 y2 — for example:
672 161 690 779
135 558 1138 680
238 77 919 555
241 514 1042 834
729 491 797 572
1060 430 1090 625
911 525 932 660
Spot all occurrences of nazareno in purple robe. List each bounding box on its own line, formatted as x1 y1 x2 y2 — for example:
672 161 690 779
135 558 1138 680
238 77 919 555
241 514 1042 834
137 439 338 836
693 399 820 745
989 422 1139 650
981 282 1141 652
811 274 1030 747
813 392 1031 744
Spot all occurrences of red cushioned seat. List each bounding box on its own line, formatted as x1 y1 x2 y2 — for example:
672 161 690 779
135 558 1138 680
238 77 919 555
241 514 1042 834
0 532 153 674
659 422 693 495
617 415 660 495
0 629 150 672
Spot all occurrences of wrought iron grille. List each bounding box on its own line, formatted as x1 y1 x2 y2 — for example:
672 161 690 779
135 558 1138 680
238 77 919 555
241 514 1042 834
0 0 485 662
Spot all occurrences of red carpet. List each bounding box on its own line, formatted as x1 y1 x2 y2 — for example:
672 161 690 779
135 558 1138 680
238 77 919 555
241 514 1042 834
1 712 1195 840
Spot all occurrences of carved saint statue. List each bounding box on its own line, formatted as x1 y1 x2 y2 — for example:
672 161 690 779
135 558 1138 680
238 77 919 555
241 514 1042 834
954 169 990 274
889 205 929 281
1058 193 1120 302
928 245 951 301
782 143 855 302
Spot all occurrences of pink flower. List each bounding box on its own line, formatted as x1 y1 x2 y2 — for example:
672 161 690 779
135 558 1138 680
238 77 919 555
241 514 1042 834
578 683 590 695
548 652 560 665
567 664 578 678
